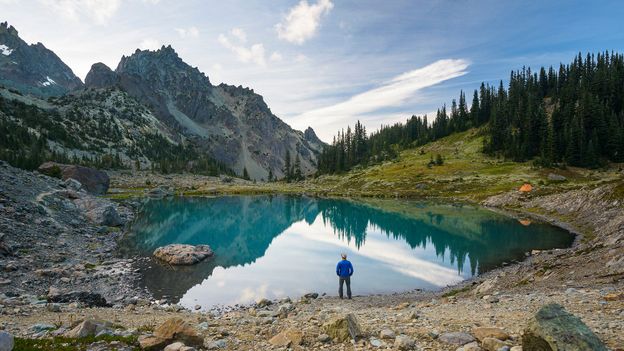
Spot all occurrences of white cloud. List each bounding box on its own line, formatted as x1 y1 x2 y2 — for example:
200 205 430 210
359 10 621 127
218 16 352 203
294 53 308 63
275 0 333 45
230 27 247 42
269 51 283 62
291 59 470 139
139 38 161 50
218 29 266 67
175 26 199 38
39 0 122 25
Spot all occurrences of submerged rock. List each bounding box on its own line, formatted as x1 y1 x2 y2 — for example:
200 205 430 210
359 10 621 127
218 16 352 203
153 244 213 265
523 303 607 351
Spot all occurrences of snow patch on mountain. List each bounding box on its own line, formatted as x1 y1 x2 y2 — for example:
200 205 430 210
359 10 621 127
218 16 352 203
0 44 13 56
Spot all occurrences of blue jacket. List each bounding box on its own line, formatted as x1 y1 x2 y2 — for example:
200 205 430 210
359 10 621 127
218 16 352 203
336 259 354 277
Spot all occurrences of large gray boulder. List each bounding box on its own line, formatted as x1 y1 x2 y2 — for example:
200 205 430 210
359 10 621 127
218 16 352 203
38 162 110 195
74 197 123 226
523 304 607 350
153 244 214 265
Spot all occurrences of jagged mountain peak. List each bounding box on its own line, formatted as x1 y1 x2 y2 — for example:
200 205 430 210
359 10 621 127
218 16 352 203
0 22 83 97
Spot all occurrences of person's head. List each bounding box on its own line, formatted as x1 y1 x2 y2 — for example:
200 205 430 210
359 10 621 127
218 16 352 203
341 253 347 260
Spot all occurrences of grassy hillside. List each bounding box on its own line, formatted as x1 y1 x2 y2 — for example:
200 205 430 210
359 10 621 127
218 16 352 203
305 128 622 202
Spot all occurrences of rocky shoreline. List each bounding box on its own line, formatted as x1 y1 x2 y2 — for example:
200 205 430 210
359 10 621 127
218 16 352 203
0 163 622 350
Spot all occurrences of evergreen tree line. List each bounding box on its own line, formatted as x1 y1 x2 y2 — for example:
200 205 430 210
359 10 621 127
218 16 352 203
318 51 624 174
281 149 305 182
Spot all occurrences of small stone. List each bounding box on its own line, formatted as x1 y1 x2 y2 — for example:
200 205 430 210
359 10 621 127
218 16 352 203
369 337 383 347
268 329 303 347
317 334 331 343
394 335 415 350
322 313 363 342
472 327 509 342
481 337 507 351
510 347 522 351
440 332 475 346
30 323 56 333
380 328 395 340
204 339 226 350
304 292 319 299
256 298 272 308
457 342 483 351
164 342 185 351
194 305 201 310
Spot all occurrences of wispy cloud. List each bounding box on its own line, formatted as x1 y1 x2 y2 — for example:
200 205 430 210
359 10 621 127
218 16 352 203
39 0 122 25
218 28 266 66
175 26 199 38
275 0 333 45
291 59 470 139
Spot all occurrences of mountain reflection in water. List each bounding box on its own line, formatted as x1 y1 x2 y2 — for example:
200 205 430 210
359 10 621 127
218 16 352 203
121 195 573 307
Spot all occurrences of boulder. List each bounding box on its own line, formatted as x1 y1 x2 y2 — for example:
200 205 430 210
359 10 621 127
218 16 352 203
256 298 272 308
547 173 567 182
164 342 196 351
522 304 607 351
74 197 123 226
153 318 203 347
66 319 112 338
0 331 14 351
147 187 174 198
394 335 415 350
153 244 213 265
473 327 509 342
439 332 475 346
47 291 109 307
38 162 110 194
268 329 303 347
322 313 363 342
204 339 226 349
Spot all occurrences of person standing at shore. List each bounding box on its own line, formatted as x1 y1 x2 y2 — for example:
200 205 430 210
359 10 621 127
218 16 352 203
336 253 354 299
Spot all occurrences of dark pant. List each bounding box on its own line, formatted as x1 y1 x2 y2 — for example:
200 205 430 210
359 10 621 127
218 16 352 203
339 276 351 299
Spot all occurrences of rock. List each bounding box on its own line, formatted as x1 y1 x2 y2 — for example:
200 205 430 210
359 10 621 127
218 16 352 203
394 335 415 350
268 329 303 347
153 244 213 265
370 337 383 347
256 298 272 308
457 341 483 351
604 292 623 301
164 342 186 351
481 337 507 351
63 178 85 192
204 339 226 349
0 331 14 351
304 292 319 299
522 303 607 351
547 173 567 182
139 335 167 350
472 327 509 342
440 332 475 346
38 162 110 194
483 295 499 303
147 187 174 198
322 313 363 342
510 347 522 351
317 334 330 343
66 319 112 338
73 197 123 226
0 233 14 257
153 318 203 347
475 278 498 295
380 328 395 340
30 323 56 333
48 291 109 307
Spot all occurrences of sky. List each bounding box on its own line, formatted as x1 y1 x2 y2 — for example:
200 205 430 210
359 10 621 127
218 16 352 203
1 0 624 141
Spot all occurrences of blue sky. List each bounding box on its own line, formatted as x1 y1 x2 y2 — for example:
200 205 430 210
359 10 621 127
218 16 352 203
1 0 623 141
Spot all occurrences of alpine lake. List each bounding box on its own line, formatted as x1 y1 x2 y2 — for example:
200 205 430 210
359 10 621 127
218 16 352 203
120 195 574 309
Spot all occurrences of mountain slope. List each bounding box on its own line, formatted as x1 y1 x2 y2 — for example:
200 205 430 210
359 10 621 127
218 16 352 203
0 22 83 97
85 46 324 180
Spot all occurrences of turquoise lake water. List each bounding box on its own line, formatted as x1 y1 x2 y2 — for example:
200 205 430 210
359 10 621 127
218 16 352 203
122 195 574 308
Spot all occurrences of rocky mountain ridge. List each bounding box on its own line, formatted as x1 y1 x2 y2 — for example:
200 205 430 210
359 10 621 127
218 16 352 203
0 22 83 97
0 23 324 179
85 46 324 179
